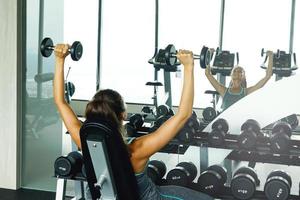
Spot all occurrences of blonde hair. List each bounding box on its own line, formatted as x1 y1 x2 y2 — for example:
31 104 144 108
229 66 247 88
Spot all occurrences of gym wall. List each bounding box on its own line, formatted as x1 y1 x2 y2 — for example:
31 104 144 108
0 0 19 189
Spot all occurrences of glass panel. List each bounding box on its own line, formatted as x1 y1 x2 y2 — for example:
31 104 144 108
223 0 290 86
23 0 64 191
64 0 99 100
159 0 221 108
101 0 155 104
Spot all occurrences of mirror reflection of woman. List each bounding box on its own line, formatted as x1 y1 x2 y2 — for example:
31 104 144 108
205 51 273 111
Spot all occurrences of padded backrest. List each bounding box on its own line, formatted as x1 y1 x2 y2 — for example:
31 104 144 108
80 117 139 200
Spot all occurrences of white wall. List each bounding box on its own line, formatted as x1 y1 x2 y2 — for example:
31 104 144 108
0 0 19 189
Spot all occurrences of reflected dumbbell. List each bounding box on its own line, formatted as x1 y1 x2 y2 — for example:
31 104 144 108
270 122 292 153
208 118 229 146
230 166 260 200
176 111 200 143
40 37 83 61
166 162 197 187
159 44 213 68
264 170 291 200
238 119 262 150
147 160 167 185
197 164 227 196
54 151 83 177
202 107 217 122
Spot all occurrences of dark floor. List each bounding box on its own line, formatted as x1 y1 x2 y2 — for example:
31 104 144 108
0 188 56 200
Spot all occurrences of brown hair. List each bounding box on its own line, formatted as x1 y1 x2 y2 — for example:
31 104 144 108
85 89 126 135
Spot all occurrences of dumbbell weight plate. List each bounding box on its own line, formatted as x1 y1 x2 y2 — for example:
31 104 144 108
197 165 227 195
40 37 54 57
272 122 292 137
166 162 197 187
54 156 72 176
202 107 217 122
157 105 170 118
147 160 167 185
65 81 76 97
70 41 83 61
231 167 259 200
241 119 261 134
200 46 210 69
265 170 291 200
165 44 177 66
212 118 229 133
177 162 197 183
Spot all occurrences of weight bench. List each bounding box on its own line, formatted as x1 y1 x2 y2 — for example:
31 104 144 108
55 118 140 200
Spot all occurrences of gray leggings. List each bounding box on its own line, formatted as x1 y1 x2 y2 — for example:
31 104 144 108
158 185 214 200
85 173 214 200
136 172 214 200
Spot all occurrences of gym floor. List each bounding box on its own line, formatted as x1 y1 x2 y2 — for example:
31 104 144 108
0 188 55 200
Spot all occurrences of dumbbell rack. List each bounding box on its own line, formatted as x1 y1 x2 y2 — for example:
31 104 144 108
136 127 300 199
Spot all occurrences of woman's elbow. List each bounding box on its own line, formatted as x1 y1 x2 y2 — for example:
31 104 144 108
177 110 193 122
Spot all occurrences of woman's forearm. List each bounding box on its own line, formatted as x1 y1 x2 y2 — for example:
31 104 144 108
53 59 66 105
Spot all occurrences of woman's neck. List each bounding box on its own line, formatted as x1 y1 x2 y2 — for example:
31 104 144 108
231 81 241 89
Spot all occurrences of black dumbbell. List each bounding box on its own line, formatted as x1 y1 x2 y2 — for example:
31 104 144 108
230 166 260 200
40 37 83 61
54 151 83 177
156 104 174 118
147 160 167 185
202 107 217 122
238 119 262 150
176 111 200 143
125 114 145 137
270 121 292 153
197 164 227 196
161 44 213 68
166 162 197 187
264 170 291 200
208 118 229 146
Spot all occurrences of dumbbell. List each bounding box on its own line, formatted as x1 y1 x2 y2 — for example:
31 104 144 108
202 107 217 122
238 119 262 150
156 104 174 118
40 37 83 61
176 111 200 143
264 170 291 200
54 151 83 177
166 162 197 187
147 160 167 185
197 164 227 196
261 48 280 58
125 114 144 137
161 44 213 68
208 118 229 146
270 121 292 153
230 166 260 200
